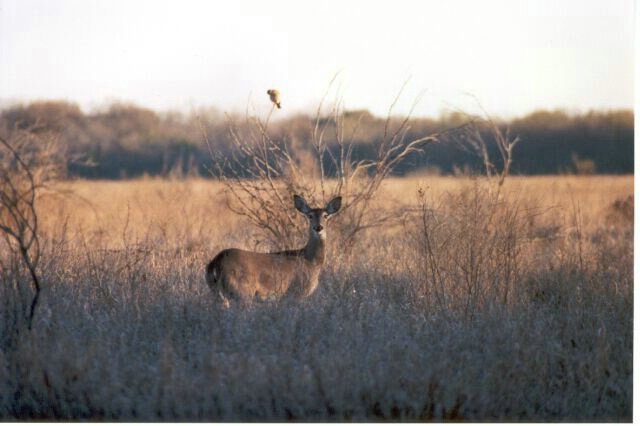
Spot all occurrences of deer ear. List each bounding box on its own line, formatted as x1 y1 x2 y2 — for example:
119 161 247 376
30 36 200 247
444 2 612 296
294 195 311 214
325 196 342 215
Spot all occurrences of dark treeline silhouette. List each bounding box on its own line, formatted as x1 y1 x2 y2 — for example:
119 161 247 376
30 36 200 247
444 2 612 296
0 101 633 179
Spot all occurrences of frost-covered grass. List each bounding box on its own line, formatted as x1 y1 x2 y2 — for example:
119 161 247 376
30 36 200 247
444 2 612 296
0 176 632 421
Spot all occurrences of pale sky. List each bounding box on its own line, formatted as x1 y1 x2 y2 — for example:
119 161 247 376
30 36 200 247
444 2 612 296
0 0 635 118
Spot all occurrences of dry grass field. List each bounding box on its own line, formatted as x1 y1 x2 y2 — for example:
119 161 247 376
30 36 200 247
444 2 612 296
0 175 633 421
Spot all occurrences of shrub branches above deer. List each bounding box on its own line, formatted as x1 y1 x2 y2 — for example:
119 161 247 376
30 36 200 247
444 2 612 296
203 81 464 255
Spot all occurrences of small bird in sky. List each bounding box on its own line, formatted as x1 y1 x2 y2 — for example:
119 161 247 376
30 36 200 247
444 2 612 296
267 89 281 109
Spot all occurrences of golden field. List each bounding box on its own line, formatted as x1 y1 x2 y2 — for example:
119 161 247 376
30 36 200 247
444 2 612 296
39 175 632 248
1 175 633 421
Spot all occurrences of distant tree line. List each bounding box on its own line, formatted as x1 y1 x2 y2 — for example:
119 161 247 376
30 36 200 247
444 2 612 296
0 101 633 179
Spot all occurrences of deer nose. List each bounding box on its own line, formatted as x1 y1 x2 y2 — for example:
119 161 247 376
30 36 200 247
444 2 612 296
314 225 324 232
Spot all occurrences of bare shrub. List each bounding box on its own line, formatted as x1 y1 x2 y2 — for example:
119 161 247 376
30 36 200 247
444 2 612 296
407 110 526 318
606 195 633 225
0 129 65 336
410 180 536 318
571 152 596 175
205 82 464 254
452 112 520 187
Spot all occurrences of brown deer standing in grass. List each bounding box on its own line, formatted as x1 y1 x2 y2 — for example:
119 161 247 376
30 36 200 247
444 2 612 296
205 194 342 305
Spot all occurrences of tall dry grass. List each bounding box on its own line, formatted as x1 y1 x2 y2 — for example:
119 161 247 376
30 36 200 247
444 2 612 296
0 175 632 421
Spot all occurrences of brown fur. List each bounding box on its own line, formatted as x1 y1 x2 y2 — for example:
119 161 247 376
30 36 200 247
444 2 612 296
205 195 341 304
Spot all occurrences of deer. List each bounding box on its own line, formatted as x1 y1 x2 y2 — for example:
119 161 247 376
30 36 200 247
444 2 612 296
205 194 342 305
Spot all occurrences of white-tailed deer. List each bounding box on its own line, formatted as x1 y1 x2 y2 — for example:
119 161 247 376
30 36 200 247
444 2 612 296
205 195 342 304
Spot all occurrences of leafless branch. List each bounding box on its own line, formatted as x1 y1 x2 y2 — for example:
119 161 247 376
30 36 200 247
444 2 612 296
0 129 65 330
206 82 473 253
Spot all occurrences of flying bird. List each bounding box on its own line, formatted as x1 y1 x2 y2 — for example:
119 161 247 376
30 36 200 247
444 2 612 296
267 89 281 109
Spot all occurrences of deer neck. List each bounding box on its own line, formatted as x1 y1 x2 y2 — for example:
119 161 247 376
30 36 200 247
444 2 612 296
303 232 325 264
